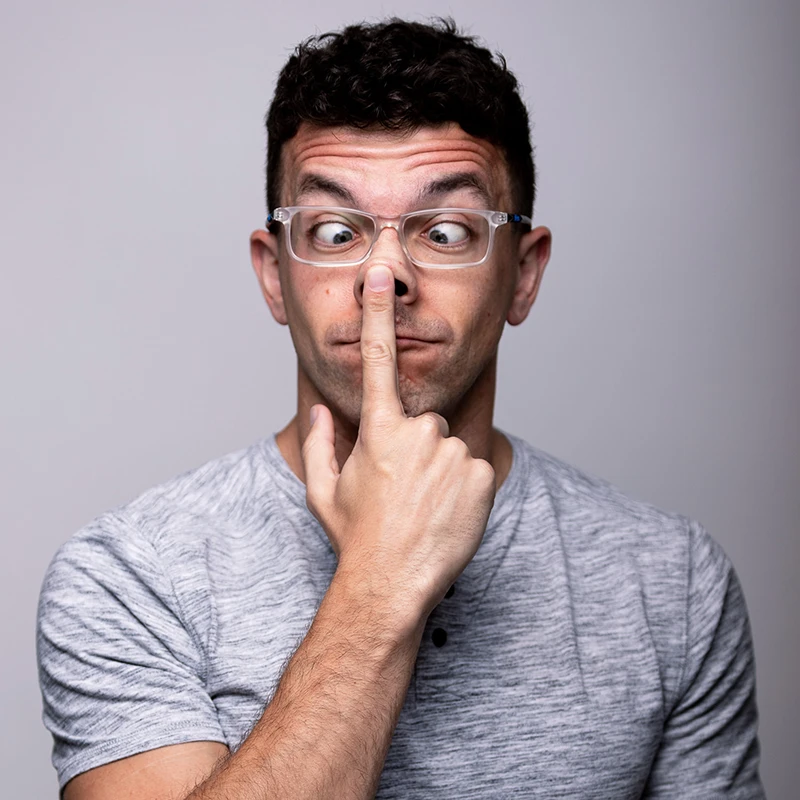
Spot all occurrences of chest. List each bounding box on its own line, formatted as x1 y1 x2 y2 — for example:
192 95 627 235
203 553 665 798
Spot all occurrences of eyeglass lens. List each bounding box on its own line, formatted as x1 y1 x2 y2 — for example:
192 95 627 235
289 209 491 266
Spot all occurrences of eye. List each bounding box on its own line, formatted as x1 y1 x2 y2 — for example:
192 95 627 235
426 221 470 245
314 221 356 245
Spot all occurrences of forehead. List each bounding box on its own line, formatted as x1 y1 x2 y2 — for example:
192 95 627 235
279 123 511 210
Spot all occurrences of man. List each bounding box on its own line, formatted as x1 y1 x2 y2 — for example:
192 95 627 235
37 18 764 799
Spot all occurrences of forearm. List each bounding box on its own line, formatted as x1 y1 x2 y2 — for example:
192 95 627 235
186 568 425 800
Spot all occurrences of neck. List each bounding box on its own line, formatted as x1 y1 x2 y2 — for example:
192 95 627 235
275 355 513 493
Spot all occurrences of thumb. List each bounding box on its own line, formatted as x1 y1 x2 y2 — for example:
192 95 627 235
302 404 339 511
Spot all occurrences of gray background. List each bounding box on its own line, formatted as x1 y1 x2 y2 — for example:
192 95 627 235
2 1 797 797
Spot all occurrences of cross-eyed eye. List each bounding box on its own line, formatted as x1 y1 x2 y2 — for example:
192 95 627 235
426 221 470 245
314 221 356 246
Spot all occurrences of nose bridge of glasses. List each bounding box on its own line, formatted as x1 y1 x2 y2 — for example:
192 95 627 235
363 216 420 269
375 217 401 236
370 217 405 253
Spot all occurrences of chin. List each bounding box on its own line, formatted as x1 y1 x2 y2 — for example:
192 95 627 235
303 355 481 426
325 384 451 427
397 393 443 419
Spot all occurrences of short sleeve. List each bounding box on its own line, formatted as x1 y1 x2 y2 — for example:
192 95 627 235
36 513 226 790
644 520 765 798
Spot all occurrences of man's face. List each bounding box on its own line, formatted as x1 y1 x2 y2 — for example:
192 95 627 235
252 122 549 427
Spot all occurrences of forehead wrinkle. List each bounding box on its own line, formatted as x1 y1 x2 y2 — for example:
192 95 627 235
288 128 499 166
283 127 510 210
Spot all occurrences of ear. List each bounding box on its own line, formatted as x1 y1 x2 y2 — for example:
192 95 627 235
250 228 288 326
507 225 552 326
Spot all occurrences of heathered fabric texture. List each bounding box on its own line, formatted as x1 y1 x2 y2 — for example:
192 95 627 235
37 431 764 798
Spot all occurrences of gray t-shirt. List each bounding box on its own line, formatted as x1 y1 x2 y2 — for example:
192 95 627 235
37 431 764 798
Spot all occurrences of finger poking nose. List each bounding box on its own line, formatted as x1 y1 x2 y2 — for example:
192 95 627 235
360 264 402 423
367 266 392 292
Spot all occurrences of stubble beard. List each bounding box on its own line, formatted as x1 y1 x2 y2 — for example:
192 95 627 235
299 340 491 429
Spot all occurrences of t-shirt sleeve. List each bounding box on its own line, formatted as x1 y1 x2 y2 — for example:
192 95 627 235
644 520 765 798
36 512 227 790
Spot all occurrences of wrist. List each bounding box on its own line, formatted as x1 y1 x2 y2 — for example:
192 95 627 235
327 561 428 649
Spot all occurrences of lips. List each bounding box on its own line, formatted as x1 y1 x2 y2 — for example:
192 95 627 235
337 339 437 350
338 333 437 344
396 333 436 343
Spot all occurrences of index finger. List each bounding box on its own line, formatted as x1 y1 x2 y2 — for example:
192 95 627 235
360 266 404 424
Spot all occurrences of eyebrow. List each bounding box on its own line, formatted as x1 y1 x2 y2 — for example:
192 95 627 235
294 174 357 206
417 173 493 208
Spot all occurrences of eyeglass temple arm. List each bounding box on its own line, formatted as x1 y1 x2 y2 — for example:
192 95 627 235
506 213 532 225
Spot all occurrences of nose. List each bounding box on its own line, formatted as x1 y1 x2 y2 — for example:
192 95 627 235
353 224 418 305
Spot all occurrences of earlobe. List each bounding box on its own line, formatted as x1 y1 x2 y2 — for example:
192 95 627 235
250 229 288 326
507 226 552 326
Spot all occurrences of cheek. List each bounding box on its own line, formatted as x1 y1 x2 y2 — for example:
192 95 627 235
464 274 510 330
283 269 354 341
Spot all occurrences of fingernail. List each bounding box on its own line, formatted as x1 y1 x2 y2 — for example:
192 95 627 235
309 406 319 426
367 266 391 291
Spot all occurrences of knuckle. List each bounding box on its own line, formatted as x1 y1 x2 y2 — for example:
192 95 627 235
366 292 393 314
432 412 450 436
473 457 496 483
445 434 471 457
417 412 445 438
362 409 396 436
361 339 393 362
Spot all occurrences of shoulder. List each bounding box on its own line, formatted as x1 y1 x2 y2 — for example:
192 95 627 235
507 435 747 711
39 437 277 642
507 435 737 656
35 448 251 793
510 433 727 573
46 437 275 574
513 433 685 528
120 438 273 551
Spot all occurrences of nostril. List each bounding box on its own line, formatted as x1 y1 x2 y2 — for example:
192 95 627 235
356 277 408 301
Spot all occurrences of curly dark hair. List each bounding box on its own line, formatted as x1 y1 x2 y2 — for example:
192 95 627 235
265 17 536 218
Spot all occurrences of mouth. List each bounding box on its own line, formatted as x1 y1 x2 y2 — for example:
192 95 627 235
396 337 436 349
337 337 438 348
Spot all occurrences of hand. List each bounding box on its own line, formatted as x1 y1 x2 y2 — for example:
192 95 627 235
302 265 497 622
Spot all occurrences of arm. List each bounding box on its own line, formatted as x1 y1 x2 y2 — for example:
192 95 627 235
66 571 425 800
185 568 426 800
643 521 765 798
62 264 496 799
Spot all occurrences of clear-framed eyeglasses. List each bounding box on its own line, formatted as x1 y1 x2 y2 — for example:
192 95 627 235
266 206 532 269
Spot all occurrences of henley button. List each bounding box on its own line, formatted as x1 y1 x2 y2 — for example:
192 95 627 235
432 628 448 647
